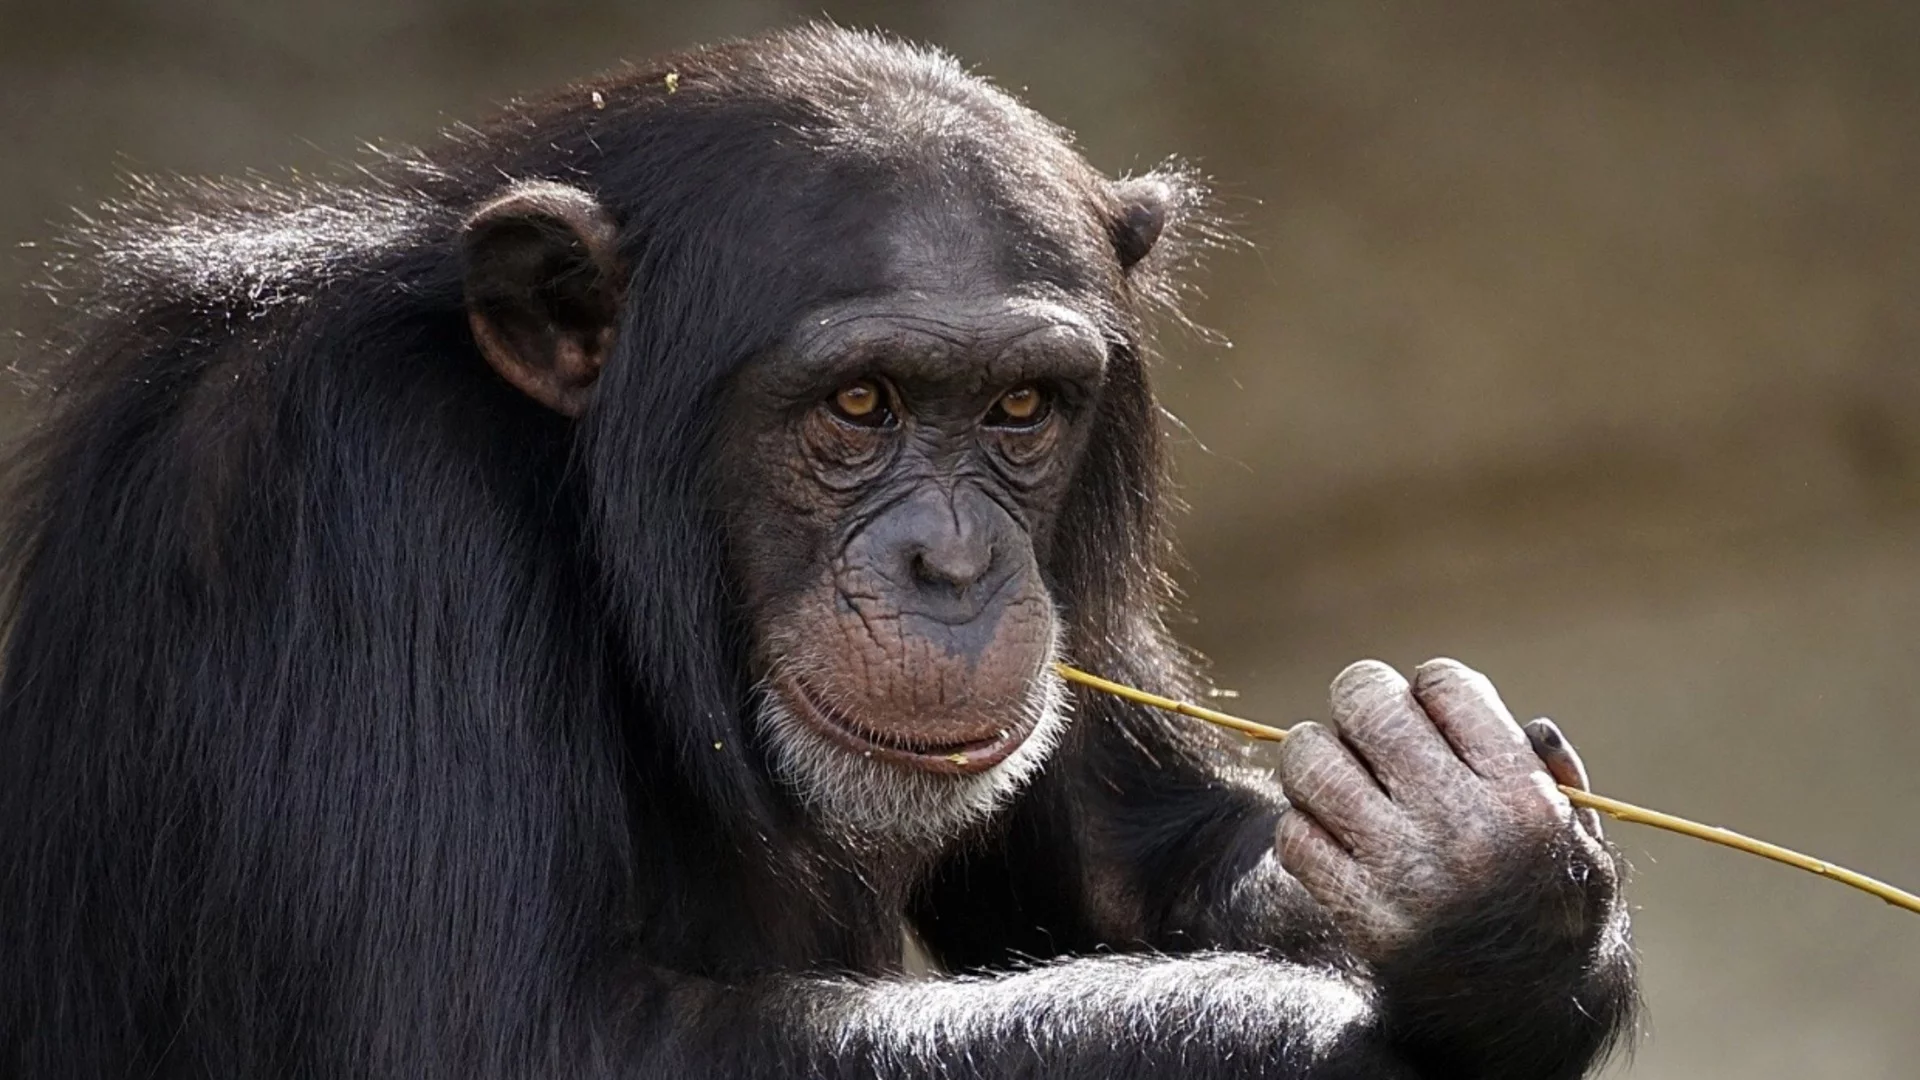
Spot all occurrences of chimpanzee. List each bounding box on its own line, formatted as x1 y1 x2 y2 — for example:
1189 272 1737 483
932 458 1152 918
0 24 1635 1080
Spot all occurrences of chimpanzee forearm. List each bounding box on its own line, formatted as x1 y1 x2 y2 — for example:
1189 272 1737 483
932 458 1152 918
624 956 1417 1080
1106 773 1636 1080
910 720 1346 969
915 701 1634 1080
1010 715 1351 962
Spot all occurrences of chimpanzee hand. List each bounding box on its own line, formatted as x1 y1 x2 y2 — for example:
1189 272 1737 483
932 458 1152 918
1274 658 1611 964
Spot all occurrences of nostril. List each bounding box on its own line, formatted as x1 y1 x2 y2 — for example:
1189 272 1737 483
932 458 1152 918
911 543 994 592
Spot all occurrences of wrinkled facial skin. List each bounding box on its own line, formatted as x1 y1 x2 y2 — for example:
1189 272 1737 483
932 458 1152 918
722 289 1104 792
701 171 1164 840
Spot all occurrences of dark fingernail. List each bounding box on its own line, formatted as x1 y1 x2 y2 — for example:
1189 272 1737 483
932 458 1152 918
1534 719 1563 749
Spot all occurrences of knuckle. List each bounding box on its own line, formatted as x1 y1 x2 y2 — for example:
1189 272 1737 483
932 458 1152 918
1274 810 1318 864
1277 721 1333 768
1328 660 1408 718
1283 760 1346 809
1413 660 1504 715
1412 656 1479 689
1281 736 1353 792
1337 690 1420 749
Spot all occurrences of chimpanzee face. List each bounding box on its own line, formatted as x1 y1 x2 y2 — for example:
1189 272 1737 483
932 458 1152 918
688 157 1174 841
462 143 1171 846
716 281 1096 837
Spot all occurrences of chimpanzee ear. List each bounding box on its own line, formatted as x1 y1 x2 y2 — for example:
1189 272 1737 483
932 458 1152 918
462 181 625 417
1107 176 1173 272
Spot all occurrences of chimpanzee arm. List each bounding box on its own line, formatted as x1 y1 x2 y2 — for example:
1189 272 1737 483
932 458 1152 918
912 661 1637 1080
615 955 1417 1080
912 706 1342 960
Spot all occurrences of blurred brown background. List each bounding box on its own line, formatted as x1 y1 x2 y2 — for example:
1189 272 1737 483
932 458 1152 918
3 1 1916 1075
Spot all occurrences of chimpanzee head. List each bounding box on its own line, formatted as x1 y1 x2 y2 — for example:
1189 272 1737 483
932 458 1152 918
458 28 1197 843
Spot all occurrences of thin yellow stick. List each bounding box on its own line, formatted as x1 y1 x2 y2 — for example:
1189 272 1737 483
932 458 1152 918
1052 662 1920 917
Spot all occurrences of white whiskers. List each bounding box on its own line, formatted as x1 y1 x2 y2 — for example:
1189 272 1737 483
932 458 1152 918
752 625 1069 847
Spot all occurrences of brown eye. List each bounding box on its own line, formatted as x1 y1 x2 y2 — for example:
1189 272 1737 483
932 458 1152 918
828 379 894 427
986 384 1051 428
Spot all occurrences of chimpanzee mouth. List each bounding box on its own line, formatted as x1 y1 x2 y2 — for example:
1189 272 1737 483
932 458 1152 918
774 676 1036 776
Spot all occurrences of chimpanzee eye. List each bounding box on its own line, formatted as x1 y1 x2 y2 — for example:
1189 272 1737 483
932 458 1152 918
985 384 1051 429
827 379 894 427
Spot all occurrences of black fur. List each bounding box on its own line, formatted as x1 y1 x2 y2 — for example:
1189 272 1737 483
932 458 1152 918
0 26 1634 1079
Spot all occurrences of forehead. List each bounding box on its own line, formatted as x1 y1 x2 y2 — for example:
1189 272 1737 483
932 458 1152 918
718 57 1129 380
769 188 1116 389
879 192 1105 307
740 150 1119 383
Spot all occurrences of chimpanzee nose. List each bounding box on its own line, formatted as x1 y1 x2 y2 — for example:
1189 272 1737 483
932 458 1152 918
886 490 1001 611
911 536 994 593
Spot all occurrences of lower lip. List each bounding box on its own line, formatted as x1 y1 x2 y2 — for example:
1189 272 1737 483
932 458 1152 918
777 679 1033 775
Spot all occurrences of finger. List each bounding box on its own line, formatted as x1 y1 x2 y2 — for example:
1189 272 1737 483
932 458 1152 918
1275 721 1398 852
1409 658 1538 780
1526 717 1605 838
1523 717 1589 790
1326 660 1473 798
1275 806 1377 920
